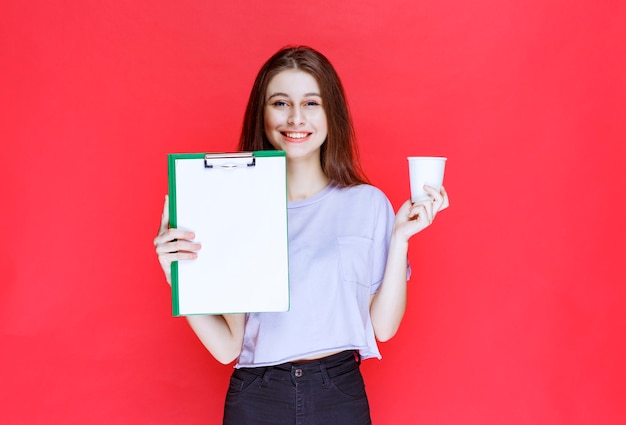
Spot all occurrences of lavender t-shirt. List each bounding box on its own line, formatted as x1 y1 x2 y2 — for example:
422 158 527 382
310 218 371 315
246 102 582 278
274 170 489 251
236 182 398 367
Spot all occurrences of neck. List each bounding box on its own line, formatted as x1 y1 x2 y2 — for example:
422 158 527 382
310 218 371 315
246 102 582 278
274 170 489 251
286 159 330 202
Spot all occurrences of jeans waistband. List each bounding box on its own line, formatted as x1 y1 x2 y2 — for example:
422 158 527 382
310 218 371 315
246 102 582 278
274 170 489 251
242 350 360 379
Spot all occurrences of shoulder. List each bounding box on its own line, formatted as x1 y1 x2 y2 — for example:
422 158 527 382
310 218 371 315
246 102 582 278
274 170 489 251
332 183 392 209
331 184 396 243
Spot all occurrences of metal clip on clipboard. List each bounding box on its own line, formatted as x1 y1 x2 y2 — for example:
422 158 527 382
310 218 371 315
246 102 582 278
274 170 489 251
204 152 256 169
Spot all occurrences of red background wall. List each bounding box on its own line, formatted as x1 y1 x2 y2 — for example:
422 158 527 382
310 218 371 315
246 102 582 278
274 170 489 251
2 1 625 423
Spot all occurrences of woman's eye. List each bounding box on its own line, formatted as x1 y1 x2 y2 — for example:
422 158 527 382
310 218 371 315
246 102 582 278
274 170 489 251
305 101 320 107
272 101 288 107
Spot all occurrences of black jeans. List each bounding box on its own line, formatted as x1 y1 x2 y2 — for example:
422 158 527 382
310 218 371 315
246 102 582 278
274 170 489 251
223 351 372 425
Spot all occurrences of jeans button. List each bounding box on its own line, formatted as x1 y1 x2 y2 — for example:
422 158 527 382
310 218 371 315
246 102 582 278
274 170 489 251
294 368 303 378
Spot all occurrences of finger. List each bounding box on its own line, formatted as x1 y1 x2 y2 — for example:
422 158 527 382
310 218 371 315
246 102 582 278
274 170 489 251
423 200 435 223
423 185 442 201
407 201 423 219
154 228 196 246
159 251 199 264
422 186 443 218
440 186 450 210
401 204 432 238
425 185 450 215
156 239 202 255
157 252 198 274
409 200 425 216
410 205 428 220
411 196 434 211
159 195 169 234
410 202 433 224
397 199 413 217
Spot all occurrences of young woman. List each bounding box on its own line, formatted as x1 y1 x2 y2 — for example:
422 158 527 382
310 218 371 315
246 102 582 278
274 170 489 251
154 46 449 424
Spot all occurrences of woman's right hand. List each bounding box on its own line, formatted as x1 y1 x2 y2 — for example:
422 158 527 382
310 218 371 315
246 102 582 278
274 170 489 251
153 195 201 285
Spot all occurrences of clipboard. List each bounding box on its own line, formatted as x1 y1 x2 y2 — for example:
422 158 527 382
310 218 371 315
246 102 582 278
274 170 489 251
168 151 289 316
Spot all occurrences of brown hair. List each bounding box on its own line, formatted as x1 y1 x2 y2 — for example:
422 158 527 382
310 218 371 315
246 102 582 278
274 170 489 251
238 46 369 187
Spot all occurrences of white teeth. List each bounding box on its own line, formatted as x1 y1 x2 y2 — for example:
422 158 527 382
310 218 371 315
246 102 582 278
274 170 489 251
284 132 308 139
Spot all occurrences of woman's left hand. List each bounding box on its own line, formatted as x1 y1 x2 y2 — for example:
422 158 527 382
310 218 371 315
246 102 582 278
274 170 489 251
393 185 449 241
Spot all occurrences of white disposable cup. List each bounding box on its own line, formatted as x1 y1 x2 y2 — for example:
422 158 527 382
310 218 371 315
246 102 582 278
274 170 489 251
408 156 447 202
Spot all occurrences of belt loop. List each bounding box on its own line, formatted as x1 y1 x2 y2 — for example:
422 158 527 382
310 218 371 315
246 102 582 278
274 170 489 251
319 361 330 388
354 350 361 365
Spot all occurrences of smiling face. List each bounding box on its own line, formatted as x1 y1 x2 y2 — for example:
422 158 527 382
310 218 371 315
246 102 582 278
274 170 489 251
263 69 328 163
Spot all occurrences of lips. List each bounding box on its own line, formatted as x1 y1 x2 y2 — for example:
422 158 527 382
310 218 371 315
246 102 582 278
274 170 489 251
281 132 311 142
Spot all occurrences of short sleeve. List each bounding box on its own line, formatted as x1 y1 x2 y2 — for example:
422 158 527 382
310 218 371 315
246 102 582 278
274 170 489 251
369 190 396 294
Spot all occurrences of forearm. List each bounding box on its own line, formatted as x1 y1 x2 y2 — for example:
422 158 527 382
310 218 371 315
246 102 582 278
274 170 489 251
186 313 245 364
370 235 409 342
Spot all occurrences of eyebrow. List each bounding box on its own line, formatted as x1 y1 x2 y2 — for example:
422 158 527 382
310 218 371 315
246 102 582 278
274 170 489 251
267 92 322 100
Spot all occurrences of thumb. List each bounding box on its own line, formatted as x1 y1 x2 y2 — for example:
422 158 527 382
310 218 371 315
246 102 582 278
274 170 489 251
397 199 413 216
159 195 169 233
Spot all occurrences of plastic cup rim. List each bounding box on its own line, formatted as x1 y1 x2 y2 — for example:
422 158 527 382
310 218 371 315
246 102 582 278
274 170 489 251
407 156 447 160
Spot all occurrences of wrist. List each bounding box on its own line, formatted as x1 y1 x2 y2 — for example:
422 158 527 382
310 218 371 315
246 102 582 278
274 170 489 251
389 230 410 251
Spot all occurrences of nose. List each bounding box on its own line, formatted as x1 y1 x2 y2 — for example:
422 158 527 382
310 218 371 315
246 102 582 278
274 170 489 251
287 106 305 126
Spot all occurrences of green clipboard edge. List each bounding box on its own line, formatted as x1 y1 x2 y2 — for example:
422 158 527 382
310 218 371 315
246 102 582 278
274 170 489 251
167 150 287 316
